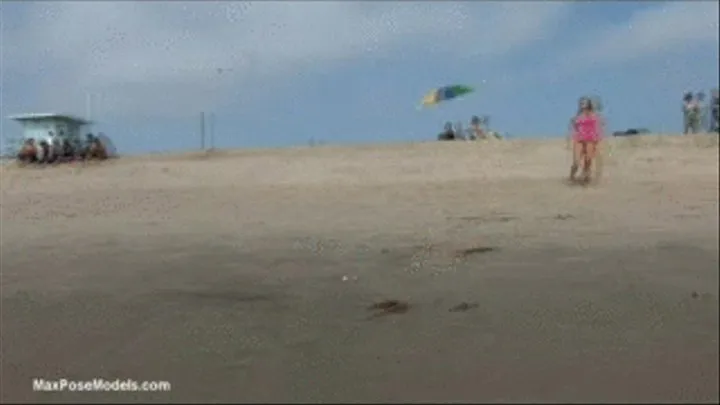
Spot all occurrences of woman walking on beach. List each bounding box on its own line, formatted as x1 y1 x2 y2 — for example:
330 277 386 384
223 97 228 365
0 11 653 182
568 97 604 184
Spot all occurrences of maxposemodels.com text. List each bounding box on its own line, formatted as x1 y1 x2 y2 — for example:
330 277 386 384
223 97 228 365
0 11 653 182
33 378 171 392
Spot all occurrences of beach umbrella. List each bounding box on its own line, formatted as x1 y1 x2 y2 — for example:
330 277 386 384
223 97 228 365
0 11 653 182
421 84 475 107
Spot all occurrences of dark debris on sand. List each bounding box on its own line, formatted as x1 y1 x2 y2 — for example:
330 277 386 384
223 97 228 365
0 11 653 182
448 302 479 312
367 300 410 318
455 246 496 258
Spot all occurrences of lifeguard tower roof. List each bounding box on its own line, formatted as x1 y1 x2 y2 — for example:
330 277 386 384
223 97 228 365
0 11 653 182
7 113 91 125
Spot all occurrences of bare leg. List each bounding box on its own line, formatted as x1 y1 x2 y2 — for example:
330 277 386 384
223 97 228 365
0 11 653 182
583 142 597 183
593 141 604 183
570 141 583 181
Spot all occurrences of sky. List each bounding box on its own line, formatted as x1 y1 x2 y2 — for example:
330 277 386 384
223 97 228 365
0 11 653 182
1 1 718 155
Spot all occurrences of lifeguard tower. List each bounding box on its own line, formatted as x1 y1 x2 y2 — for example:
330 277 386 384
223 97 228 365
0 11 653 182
6 112 119 163
4 113 91 160
8 112 90 144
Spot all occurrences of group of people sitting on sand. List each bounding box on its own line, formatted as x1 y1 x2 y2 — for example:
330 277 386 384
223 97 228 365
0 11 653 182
437 115 502 141
17 132 110 165
682 89 720 134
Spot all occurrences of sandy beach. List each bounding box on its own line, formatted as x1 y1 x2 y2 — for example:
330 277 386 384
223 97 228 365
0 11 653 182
1 134 718 403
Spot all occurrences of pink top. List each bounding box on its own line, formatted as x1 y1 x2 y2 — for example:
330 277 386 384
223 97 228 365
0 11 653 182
573 113 602 142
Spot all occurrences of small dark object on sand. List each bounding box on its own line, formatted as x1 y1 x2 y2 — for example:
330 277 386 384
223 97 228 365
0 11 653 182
449 302 479 312
555 213 575 220
456 246 495 258
691 291 700 299
368 300 410 317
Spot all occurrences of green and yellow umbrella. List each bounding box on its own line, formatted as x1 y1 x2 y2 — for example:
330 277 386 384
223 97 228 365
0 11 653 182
421 84 475 107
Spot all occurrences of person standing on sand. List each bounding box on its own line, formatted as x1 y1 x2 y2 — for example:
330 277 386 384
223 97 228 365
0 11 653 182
696 92 707 131
712 89 719 132
683 92 701 134
568 97 604 184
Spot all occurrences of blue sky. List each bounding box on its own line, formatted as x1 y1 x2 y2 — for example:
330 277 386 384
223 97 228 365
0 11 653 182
2 1 718 154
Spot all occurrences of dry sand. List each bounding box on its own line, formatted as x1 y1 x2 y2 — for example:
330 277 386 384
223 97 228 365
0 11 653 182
1 134 718 403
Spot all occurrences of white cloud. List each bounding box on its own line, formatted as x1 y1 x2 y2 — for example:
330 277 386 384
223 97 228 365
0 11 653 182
561 2 719 69
2 1 571 118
